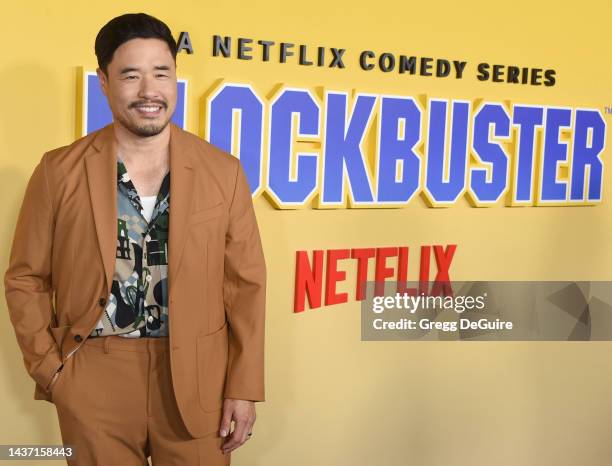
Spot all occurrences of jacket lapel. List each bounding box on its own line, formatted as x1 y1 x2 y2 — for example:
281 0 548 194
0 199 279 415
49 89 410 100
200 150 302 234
168 123 195 296
84 122 196 299
84 124 117 295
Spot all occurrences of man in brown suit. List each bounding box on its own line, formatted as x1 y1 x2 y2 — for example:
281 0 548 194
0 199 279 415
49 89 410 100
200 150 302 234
4 13 266 465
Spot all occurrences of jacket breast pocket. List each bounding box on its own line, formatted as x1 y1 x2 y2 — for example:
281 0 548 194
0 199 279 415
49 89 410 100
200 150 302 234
190 202 224 226
196 321 228 412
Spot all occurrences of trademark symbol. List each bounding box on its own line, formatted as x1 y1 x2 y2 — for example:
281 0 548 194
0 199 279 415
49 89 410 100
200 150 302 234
605 106 612 115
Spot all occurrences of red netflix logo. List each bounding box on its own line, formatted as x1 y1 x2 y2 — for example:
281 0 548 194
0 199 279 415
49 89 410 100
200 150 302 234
294 245 457 312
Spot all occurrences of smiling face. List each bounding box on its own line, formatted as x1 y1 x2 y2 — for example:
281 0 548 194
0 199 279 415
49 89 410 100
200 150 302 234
97 38 177 138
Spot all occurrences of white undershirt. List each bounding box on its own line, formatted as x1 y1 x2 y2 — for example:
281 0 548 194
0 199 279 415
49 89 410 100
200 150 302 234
117 153 158 223
140 195 157 223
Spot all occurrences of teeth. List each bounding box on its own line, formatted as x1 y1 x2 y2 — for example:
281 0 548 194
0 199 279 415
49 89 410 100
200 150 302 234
136 106 161 113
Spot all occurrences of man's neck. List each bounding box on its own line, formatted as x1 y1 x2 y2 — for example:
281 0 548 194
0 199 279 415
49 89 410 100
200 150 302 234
112 121 170 165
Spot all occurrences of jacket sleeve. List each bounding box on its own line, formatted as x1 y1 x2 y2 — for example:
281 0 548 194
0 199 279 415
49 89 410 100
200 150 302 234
222 159 266 402
4 153 63 393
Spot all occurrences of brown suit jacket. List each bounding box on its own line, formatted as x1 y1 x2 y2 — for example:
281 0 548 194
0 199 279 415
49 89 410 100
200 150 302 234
4 122 266 438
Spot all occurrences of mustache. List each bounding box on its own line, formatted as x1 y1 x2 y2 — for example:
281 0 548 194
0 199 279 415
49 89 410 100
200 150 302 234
129 100 167 109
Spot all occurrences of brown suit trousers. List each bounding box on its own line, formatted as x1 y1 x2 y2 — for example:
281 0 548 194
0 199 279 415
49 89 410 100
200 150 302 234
51 334 230 466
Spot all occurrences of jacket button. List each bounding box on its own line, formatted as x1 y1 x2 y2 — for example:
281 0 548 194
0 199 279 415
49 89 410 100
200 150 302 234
74 335 83 342
98 297 107 307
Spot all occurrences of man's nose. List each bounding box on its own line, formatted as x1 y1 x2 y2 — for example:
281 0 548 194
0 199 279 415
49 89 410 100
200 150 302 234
137 76 159 100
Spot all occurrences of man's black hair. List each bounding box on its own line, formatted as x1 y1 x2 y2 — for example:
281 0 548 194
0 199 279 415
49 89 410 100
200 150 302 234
95 13 177 74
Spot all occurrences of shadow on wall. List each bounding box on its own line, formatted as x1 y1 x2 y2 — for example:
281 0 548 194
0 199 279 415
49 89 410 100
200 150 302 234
0 62 63 444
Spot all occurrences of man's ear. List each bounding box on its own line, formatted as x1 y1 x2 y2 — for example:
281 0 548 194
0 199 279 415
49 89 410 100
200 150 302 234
96 67 108 97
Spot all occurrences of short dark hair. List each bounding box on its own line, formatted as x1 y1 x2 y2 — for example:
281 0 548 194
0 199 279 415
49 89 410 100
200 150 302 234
95 13 177 74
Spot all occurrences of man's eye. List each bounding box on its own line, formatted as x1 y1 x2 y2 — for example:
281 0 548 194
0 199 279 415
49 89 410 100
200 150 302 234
125 75 137 80
156 74 168 78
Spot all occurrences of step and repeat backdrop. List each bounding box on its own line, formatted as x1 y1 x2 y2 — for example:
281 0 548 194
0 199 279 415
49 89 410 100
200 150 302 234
1 1 611 465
